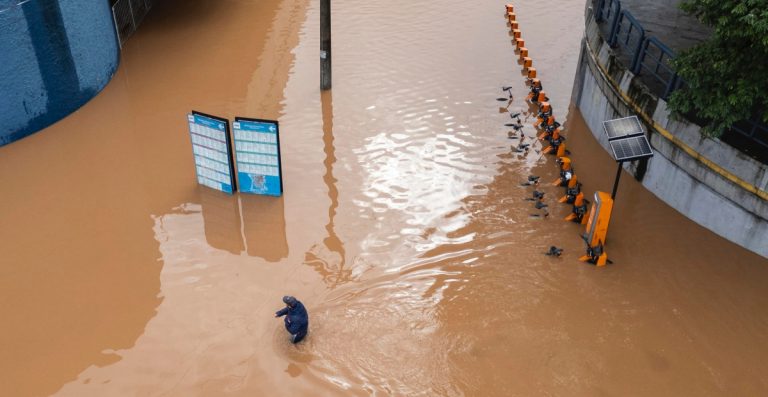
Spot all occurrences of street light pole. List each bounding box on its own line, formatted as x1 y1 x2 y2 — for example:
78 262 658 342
320 0 331 90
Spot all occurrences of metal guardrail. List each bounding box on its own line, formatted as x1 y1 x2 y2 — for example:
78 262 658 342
635 37 679 99
591 0 768 163
731 119 768 150
602 8 677 99
595 0 619 24
111 0 154 48
611 11 645 72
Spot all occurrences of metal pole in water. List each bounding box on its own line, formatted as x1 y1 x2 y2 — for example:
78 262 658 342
611 162 623 199
320 0 331 90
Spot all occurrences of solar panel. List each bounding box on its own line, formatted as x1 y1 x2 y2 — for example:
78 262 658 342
603 116 644 141
609 135 654 162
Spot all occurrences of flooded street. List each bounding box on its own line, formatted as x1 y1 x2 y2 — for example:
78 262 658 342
1 0 767 395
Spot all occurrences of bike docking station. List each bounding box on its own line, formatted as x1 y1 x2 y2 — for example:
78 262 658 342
579 116 654 266
503 4 653 266
187 110 283 197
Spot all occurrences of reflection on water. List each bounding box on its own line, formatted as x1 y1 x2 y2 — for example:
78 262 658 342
200 188 244 255
304 90 350 288
241 195 290 262
2 0 768 396
55 204 320 396
200 188 289 261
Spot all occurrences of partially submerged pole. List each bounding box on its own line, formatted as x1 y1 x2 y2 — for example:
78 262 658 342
611 162 623 200
320 0 331 90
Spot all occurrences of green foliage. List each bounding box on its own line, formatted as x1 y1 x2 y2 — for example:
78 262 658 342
668 0 768 137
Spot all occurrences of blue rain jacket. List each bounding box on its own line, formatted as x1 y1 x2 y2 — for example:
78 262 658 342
275 301 309 336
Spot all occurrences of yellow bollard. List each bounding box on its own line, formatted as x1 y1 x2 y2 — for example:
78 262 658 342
527 67 537 78
515 38 525 48
508 12 516 21
556 142 567 157
506 4 514 13
523 57 532 69
511 21 519 30
519 47 528 58
513 29 521 39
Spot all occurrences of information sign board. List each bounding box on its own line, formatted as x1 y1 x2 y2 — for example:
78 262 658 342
187 111 237 194
232 117 283 196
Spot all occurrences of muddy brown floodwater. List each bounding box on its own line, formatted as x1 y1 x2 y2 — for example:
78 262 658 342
1 0 767 396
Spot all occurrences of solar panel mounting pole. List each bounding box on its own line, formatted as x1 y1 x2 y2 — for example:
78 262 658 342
320 0 331 90
603 116 654 200
611 162 623 199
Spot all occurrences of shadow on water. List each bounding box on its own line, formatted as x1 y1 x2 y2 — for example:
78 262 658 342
200 188 289 262
199 189 244 254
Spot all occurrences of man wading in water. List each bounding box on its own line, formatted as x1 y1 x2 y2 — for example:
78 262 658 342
275 296 309 343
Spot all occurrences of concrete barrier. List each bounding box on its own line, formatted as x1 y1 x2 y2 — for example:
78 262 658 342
572 5 768 258
0 0 119 146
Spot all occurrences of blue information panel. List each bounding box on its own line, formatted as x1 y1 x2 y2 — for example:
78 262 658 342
233 117 283 196
187 112 236 194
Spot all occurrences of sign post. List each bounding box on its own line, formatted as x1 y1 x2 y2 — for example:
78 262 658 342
232 117 283 196
187 111 237 194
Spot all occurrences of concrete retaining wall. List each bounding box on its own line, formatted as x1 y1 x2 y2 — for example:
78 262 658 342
0 0 119 145
572 5 768 258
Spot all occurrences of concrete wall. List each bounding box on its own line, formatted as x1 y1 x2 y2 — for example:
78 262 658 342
572 6 768 258
0 0 119 145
